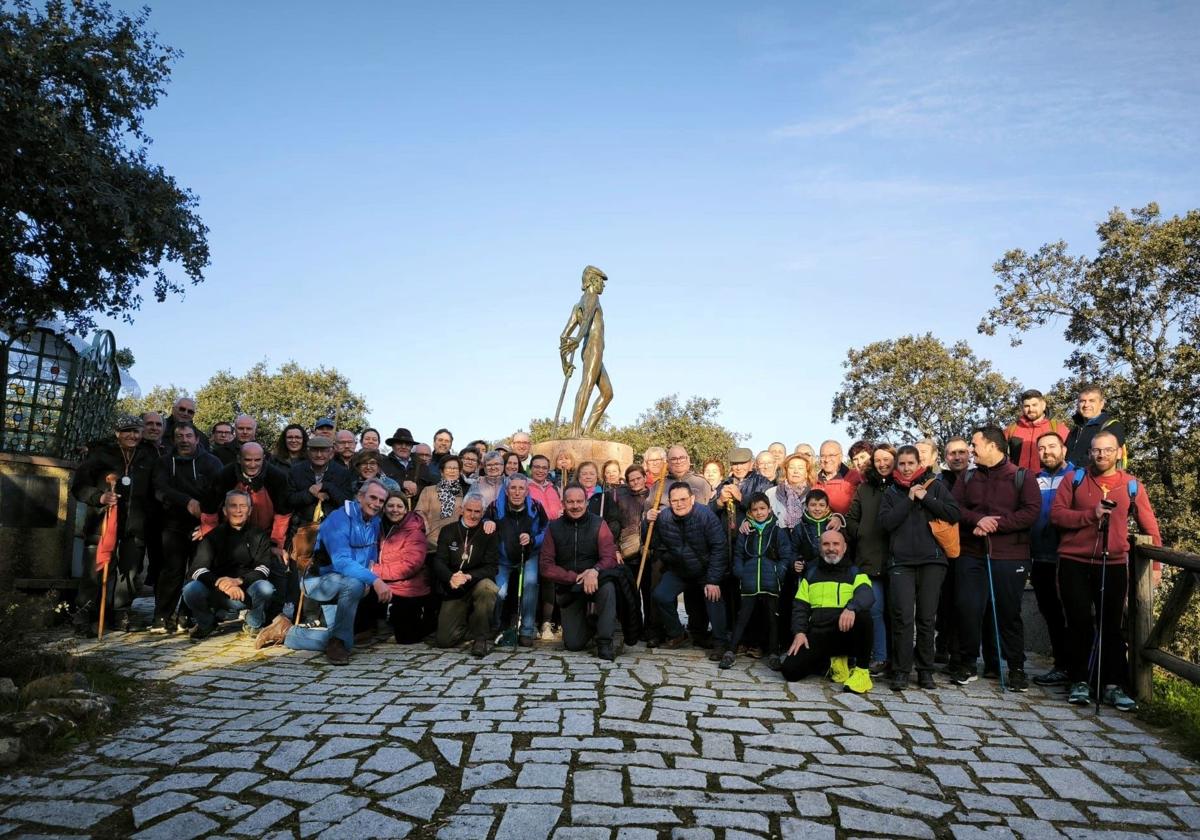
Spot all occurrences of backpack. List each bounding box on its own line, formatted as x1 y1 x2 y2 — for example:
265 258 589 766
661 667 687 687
961 466 1027 492
1072 470 1139 500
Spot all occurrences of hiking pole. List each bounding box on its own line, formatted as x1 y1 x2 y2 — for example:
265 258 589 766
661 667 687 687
635 467 668 590
984 536 1007 692
1095 500 1114 713
96 474 119 641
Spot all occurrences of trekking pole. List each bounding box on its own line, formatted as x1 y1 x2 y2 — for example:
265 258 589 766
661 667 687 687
96 474 119 641
1095 501 1114 713
984 536 1007 692
635 467 668 590
515 541 528 639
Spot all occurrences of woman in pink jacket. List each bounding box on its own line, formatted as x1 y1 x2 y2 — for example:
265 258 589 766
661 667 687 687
374 493 433 644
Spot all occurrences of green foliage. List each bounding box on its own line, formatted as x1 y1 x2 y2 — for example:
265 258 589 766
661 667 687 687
831 333 1023 445
525 394 743 467
1140 670 1200 762
194 360 369 449
981 203 1200 661
0 0 209 335
114 347 135 370
115 383 189 421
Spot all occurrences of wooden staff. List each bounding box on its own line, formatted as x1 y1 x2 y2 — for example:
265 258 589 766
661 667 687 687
635 467 669 589
96 473 118 640
293 500 324 623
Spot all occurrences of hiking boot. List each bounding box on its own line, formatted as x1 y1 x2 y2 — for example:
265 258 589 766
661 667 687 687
148 615 177 635
518 634 535 648
662 633 689 650
767 655 782 672
917 671 936 690
597 641 615 661
1033 668 1069 687
496 628 518 648
706 648 725 662
189 623 215 642
255 615 292 650
1067 682 1091 706
869 659 890 677
1007 669 1029 692
844 667 873 694
718 651 735 670
828 656 851 685
471 639 489 658
1102 685 1137 712
354 630 375 647
947 664 978 686
890 671 910 692
326 638 350 665
746 646 764 660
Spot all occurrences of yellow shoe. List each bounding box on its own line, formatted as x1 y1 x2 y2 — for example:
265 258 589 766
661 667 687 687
828 656 850 685
844 666 873 694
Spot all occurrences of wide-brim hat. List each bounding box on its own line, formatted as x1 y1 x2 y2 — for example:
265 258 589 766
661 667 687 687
386 427 415 446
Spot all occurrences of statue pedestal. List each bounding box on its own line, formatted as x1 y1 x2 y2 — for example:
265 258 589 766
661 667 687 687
533 438 635 473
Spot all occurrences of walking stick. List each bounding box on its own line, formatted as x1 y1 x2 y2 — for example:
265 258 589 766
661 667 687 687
552 343 578 433
1095 501 1114 713
635 467 669 590
293 501 324 624
984 536 1007 692
96 474 119 641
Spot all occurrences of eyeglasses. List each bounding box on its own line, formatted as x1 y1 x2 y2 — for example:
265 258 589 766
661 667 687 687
1090 447 1118 455
667 456 687 462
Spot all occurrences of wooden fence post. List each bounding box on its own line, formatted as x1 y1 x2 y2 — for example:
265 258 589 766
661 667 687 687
1130 538 1155 702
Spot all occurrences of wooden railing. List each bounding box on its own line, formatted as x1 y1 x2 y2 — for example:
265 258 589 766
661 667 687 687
1130 539 1200 700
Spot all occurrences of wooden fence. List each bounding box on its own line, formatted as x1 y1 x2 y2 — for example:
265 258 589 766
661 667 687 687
1130 540 1200 699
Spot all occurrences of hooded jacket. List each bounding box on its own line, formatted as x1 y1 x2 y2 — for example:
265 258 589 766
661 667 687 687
790 557 874 636
644 502 728 585
486 493 549 572
313 499 381 586
1050 467 1161 565
152 448 223 531
1005 415 1066 473
1064 411 1126 470
845 467 893 576
733 514 795 595
374 511 430 597
951 457 1041 561
71 438 159 544
878 469 961 567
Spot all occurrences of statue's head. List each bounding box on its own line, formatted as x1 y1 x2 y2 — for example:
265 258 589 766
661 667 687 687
581 265 607 293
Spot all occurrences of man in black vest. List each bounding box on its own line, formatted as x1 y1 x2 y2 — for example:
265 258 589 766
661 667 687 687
539 484 622 659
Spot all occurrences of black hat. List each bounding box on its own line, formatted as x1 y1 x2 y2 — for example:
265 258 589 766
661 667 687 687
386 427 415 446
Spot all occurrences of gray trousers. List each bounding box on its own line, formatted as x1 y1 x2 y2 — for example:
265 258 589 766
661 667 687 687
437 579 499 646
558 580 617 651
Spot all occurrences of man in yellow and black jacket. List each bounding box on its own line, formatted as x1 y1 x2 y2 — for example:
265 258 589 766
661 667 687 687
781 529 875 693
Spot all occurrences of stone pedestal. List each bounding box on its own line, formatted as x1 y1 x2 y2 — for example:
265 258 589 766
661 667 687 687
532 438 635 472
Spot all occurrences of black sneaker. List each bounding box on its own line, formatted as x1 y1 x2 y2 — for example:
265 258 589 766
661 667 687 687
189 624 215 642
917 671 936 690
1007 669 1029 692
149 616 177 635
767 655 782 672
948 664 978 686
718 651 735 670
597 641 615 661
890 672 910 692
1033 668 1069 687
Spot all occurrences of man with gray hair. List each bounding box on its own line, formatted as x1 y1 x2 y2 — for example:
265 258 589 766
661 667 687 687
233 414 258 445
256 479 391 664
511 432 534 472
642 446 667 487
815 440 862 515
432 493 501 656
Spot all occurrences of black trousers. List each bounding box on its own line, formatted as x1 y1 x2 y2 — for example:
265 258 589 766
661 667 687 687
781 616 873 681
1031 560 1069 670
354 587 383 634
935 558 959 663
955 554 1028 670
1059 558 1128 688
156 527 197 620
729 593 780 654
388 594 437 644
628 558 663 642
76 538 143 621
558 581 617 650
888 563 946 675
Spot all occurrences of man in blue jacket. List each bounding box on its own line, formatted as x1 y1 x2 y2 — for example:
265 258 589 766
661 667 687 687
1030 432 1073 687
255 479 392 665
646 482 729 657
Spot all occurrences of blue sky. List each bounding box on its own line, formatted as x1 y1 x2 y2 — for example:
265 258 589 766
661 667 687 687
101 1 1200 452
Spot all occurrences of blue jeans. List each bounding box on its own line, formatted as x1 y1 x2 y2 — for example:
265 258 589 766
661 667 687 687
284 572 365 652
495 550 539 637
869 575 887 662
653 570 728 646
182 579 276 631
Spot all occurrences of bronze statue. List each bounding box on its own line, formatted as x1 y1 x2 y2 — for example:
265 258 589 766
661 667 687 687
555 265 612 438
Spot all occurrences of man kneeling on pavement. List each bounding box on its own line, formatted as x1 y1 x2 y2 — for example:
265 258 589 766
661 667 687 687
255 479 392 664
539 484 623 660
780 530 875 693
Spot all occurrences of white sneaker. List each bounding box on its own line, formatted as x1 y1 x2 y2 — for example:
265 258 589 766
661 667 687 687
539 621 553 641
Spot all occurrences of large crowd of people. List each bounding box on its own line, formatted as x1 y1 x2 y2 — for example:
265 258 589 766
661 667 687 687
69 384 1160 708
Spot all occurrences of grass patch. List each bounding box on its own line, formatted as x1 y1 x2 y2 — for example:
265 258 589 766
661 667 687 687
1138 668 1200 762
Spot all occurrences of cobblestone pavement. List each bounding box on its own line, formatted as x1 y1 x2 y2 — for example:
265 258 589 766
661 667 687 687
1 625 1198 839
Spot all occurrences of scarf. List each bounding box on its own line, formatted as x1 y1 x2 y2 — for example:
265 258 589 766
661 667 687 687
436 479 460 519
775 481 809 528
891 467 928 490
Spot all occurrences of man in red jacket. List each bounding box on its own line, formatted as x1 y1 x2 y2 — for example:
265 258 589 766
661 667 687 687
948 426 1042 690
816 440 862 516
1005 389 1067 473
1050 431 1160 711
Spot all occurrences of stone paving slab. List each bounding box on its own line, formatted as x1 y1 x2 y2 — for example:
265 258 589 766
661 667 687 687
0 625 1197 839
